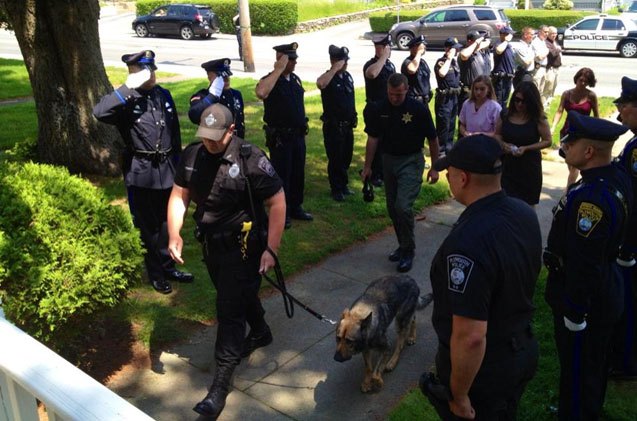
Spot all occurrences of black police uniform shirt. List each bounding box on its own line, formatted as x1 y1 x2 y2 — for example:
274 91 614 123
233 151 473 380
174 137 282 231
261 72 306 129
434 55 460 90
400 56 432 99
363 97 436 156
430 191 541 362
319 70 357 124
545 164 632 324
481 48 493 75
93 84 180 190
459 52 486 87
493 40 516 75
188 88 245 139
363 57 395 103
616 135 637 253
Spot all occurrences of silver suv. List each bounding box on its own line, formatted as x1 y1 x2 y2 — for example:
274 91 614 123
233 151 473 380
389 5 510 50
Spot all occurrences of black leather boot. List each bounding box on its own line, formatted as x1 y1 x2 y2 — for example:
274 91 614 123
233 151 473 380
193 365 234 419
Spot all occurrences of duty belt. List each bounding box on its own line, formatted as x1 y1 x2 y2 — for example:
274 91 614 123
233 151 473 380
412 94 430 103
436 87 461 96
491 71 514 79
264 125 305 136
133 147 172 162
324 120 354 128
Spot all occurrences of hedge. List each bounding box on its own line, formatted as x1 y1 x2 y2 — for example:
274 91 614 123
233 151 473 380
135 0 298 35
369 9 595 33
0 163 144 352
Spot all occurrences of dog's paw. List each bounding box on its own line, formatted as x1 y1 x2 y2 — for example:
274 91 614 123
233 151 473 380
360 379 373 393
370 375 384 392
406 337 416 346
385 358 398 372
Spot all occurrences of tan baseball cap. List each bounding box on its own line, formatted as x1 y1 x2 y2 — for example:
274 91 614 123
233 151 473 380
196 103 233 141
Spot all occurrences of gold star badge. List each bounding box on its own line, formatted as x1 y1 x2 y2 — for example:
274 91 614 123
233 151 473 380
402 112 413 124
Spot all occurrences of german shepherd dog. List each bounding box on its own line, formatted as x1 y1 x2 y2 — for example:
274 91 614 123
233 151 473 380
334 275 433 393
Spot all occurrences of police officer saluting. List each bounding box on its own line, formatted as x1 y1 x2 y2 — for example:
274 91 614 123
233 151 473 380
423 134 541 420
492 27 516 111
93 50 193 294
401 35 432 104
459 31 490 114
545 112 632 420
435 38 462 157
167 103 285 420
364 33 396 187
611 76 637 378
317 45 357 202
256 42 312 228
189 58 245 139
361 73 439 272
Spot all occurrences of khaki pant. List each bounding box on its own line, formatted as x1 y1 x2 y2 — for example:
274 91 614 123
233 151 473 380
543 67 559 106
532 65 547 96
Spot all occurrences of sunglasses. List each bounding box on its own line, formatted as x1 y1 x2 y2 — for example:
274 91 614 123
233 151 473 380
513 97 525 103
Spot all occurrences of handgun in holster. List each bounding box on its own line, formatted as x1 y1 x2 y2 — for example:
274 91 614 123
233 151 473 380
263 125 282 148
542 248 564 274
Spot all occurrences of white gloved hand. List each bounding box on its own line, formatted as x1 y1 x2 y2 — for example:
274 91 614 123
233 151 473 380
125 69 151 89
564 316 587 332
208 77 224 97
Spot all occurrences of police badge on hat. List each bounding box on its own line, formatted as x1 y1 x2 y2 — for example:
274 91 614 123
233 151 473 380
447 254 474 294
576 202 602 237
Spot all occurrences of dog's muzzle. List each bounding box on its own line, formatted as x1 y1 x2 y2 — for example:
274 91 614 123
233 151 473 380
333 351 351 362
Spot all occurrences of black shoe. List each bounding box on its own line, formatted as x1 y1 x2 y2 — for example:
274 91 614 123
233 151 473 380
193 366 234 419
241 326 273 358
285 217 292 229
397 252 414 273
388 248 402 262
342 186 355 196
151 279 172 294
371 176 383 188
165 269 194 283
331 191 345 202
290 208 313 221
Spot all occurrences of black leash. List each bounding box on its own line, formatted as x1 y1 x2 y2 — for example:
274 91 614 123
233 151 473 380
262 247 337 325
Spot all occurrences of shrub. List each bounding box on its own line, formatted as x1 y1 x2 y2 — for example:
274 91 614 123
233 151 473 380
0 163 143 352
543 0 574 10
369 11 428 33
135 0 297 35
505 9 594 30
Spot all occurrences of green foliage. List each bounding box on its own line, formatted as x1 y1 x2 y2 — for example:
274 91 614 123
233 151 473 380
0 58 33 99
505 9 594 31
0 163 144 351
135 0 297 35
474 0 487 5
297 0 394 22
543 0 574 10
369 11 428 33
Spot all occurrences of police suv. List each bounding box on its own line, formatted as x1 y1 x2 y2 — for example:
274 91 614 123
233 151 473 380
557 14 637 58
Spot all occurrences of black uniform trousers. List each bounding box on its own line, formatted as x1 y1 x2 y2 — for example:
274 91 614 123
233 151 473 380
553 313 614 421
492 74 513 112
268 133 306 214
435 93 459 156
128 186 174 281
322 122 353 194
203 233 267 368
431 331 538 421
611 265 637 375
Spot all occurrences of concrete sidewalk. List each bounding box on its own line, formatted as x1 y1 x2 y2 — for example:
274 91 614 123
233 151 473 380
107 139 635 420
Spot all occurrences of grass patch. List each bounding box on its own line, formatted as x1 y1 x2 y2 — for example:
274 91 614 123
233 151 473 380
297 0 395 22
387 269 637 419
546 95 618 146
0 58 33 99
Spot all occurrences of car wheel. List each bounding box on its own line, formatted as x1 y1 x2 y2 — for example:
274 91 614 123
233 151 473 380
396 32 414 50
135 24 149 38
180 25 194 40
619 40 637 58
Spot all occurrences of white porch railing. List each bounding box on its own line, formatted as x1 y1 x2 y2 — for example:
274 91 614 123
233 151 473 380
0 305 154 421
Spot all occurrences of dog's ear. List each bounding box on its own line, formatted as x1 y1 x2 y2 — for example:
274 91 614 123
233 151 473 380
360 312 373 332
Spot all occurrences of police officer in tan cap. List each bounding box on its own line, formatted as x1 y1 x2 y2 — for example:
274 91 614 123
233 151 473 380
256 42 312 228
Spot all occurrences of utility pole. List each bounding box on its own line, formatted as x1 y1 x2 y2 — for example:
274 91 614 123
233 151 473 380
238 0 255 72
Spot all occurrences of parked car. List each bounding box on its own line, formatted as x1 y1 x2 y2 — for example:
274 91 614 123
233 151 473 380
389 5 510 50
132 4 220 40
619 0 637 23
557 14 637 58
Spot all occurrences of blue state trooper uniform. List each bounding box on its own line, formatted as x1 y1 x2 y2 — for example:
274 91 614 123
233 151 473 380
544 112 632 420
435 38 462 156
261 43 308 218
401 35 432 104
364 34 396 184
188 58 245 139
492 28 516 111
319 45 357 197
363 95 436 259
93 50 179 286
611 76 637 377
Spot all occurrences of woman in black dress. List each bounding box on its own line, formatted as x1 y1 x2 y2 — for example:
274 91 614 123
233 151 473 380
494 82 552 206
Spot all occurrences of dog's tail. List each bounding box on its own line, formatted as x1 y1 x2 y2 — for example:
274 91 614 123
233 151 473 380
417 293 434 310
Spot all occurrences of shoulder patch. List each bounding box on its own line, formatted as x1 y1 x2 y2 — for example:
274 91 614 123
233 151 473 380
631 148 637 175
258 156 276 177
576 202 603 237
447 254 474 294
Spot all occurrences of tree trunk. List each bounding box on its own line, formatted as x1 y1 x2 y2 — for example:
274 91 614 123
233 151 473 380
0 0 123 176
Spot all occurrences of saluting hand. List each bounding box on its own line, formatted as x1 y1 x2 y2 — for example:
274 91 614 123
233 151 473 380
274 54 289 72
125 68 151 90
208 76 224 97
331 59 346 72
168 235 184 265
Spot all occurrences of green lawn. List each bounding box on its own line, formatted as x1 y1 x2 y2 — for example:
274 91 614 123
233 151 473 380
297 0 396 22
388 270 637 420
